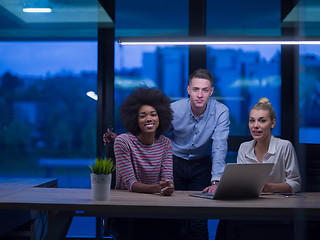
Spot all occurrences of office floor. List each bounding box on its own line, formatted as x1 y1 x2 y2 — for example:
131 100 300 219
67 217 219 239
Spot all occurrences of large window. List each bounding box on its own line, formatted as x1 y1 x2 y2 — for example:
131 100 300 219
0 41 97 187
206 45 281 136
299 45 320 144
114 43 281 138
114 42 189 134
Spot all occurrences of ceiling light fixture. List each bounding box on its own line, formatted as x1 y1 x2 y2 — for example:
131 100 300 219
118 37 320 46
23 8 52 13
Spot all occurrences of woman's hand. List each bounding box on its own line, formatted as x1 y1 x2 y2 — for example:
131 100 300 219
262 182 292 193
159 178 174 196
262 183 275 193
103 128 118 143
131 179 174 195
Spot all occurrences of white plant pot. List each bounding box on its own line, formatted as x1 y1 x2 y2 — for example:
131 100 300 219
90 173 112 201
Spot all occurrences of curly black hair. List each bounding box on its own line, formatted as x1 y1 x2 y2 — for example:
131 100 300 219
120 87 173 138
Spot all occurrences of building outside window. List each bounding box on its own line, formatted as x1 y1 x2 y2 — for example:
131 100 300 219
114 43 281 138
299 45 320 144
0 41 97 188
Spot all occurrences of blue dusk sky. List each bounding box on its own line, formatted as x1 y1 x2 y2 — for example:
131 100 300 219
0 41 98 77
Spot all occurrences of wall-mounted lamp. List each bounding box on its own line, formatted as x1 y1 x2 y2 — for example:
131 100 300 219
118 36 320 46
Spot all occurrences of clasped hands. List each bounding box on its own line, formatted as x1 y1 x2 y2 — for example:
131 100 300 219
159 178 174 196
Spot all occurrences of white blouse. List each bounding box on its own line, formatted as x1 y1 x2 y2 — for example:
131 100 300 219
237 135 301 193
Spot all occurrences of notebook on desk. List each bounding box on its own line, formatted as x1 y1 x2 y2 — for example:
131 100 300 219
190 163 274 200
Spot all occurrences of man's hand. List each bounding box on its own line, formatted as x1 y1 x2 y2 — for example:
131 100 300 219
202 184 217 193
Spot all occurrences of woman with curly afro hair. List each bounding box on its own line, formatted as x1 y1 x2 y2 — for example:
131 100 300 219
120 87 173 140
110 87 182 240
114 87 174 195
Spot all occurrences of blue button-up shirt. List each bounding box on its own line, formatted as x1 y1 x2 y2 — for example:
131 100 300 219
170 98 230 180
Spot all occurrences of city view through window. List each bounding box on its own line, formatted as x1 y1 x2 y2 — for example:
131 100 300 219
114 43 282 137
299 45 320 144
0 41 97 188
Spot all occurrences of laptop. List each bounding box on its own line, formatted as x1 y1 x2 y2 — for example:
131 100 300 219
190 163 274 200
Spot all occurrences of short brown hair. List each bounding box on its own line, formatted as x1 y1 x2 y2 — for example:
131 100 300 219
188 68 213 86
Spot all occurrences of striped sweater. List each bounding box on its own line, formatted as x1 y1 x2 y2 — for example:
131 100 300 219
114 132 173 191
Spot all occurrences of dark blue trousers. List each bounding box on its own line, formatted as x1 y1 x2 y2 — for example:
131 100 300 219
173 155 212 240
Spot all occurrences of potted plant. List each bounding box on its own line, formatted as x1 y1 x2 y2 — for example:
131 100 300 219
89 157 115 201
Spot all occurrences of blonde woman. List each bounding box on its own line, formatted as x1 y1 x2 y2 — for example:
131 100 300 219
216 97 302 240
237 97 301 193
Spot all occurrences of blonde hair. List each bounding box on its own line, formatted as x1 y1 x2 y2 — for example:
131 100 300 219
251 97 276 121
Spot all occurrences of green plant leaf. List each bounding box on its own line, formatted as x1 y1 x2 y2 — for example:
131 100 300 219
89 157 115 175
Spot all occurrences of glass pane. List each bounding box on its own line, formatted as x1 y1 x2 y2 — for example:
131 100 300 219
114 41 189 133
283 0 320 37
115 0 189 37
299 45 320 143
0 41 97 187
207 0 281 36
206 45 281 136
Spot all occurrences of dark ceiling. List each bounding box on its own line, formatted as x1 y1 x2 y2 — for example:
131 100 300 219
0 0 319 41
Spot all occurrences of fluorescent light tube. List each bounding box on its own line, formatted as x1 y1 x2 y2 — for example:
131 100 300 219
23 8 52 13
119 41 320 46
118 37 320 46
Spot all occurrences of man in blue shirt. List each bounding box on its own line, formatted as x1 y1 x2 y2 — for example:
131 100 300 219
171 68 230 240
